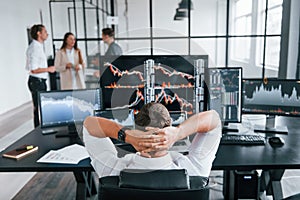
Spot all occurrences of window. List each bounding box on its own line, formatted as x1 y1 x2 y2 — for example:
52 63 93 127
50 0 284 80
228 0 283 77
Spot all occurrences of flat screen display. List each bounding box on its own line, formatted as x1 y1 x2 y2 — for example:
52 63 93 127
94 109 134 128
207 67 242 123
99 55 208 114
38 89 101 128
243 79 300 117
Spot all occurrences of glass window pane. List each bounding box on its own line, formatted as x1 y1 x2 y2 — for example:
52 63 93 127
191 38 226 67
118 28 151 39
118 40 151 55
76 41 87 59
255 37 264 68
85 7 99 39
229 37 251 61
53 41 63 54
50 2 75 39
266 5 283 34
268 0 283 8
116 0 150 37
85 41 101 89
229 0 253 35
191 0 227 36
153 0 187 37
264 36 281 77
74 1 85 39
236 0 252 17
256 0 267 35
86 40 101 60
153 39 188 55
229 37 263 78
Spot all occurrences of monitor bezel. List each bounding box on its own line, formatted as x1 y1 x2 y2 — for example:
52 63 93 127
242 78 300 117
38 88 101 128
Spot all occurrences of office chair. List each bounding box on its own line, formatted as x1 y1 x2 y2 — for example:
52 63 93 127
98 169 210 200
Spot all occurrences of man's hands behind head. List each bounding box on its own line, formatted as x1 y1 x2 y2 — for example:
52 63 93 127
126 128 166 157
136 126 180 154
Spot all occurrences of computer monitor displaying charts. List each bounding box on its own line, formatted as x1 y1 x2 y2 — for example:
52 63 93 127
207 67 242 124
242 79 300 133
94 109 135 128
38 89 101 133
100 55 208 114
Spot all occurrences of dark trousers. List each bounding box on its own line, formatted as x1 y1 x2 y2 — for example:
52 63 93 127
28 76 47 128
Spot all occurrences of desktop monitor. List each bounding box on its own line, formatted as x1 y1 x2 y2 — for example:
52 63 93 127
38 89 101 133
100 55 208 114
242 79 300 133
169 111 187 126
207 67 242 125
94 109 134 128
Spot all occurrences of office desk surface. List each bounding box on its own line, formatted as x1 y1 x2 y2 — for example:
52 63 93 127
213 116 300 170
0 127 92 172
1 116 300 172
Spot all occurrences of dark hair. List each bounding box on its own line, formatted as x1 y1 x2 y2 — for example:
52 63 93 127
102 28 115 38
60 32 83 64
134 102 171 130
60 32 78 50
30 24 45 40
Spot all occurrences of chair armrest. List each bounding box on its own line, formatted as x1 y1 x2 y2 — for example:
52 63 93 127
119 169 190 190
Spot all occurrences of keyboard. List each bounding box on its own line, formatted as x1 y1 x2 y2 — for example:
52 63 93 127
221 134 266 145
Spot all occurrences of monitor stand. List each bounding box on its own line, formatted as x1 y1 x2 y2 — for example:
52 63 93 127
55 124 79 138
222 122 239 133
254 115 288 134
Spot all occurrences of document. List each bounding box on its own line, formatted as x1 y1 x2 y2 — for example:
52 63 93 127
37 144 89 164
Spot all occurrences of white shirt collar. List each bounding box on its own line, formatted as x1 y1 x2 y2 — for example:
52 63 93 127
32 39 43 47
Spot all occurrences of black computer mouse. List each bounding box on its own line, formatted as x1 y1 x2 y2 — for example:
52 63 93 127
268 136 285 147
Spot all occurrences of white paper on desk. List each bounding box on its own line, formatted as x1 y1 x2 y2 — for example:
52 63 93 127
37 144 89 164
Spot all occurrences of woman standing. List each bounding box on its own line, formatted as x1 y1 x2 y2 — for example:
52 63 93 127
55 32 86 89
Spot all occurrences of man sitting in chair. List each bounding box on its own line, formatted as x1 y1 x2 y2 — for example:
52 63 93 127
83 102 221 179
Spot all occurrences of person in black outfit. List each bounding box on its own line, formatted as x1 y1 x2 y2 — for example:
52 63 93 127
25 24 55 127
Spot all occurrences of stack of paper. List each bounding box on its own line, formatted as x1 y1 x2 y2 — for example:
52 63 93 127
37 144 89 164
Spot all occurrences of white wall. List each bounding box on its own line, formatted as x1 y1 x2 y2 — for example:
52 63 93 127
0 0 52 115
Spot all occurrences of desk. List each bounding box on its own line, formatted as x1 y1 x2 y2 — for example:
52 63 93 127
1 117 300 199
213 116 300 199
0 126 96 200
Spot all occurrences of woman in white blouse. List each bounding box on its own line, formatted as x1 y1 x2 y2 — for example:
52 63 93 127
55 32 86 90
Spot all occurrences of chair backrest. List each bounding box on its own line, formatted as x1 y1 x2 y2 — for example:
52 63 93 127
98 169 209 200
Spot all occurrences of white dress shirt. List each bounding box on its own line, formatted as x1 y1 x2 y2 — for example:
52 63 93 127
83 124 221 178
25 40 48 79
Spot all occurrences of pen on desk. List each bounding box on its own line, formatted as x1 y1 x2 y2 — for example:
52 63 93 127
16 145 34 151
